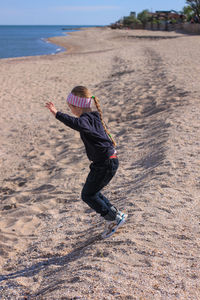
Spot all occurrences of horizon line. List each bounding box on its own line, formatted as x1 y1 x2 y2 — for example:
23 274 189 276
0 24 107 26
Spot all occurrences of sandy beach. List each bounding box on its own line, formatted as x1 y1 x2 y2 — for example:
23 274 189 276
0 27 200 299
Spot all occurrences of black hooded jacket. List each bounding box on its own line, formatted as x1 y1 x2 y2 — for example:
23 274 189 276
56 111 115 162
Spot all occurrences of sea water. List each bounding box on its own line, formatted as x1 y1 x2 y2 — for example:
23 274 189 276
0 25 90 59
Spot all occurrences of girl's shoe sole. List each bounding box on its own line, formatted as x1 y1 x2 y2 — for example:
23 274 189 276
101 214 127 239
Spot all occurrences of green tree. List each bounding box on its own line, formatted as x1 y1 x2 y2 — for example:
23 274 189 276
137 9 150 28
182 5 194 21
186 0 200 18
123 16 141 26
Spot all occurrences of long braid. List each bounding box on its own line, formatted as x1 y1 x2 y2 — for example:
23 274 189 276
93 96 117 147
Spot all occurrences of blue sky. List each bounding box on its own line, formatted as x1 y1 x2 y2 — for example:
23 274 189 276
0 0 187 25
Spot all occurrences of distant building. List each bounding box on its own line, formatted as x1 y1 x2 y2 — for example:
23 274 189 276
154 10 184 21
147 10 186 30
130 12 136 18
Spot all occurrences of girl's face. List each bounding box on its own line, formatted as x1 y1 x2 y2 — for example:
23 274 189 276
68 103 92 117
68 103 82 117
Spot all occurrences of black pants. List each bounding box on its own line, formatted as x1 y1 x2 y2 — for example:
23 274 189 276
81 158 119 221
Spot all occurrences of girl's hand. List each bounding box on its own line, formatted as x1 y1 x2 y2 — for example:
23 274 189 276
45 102 58 116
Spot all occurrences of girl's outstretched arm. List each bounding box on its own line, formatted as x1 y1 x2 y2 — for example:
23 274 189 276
46 102 82 131
45 102 58 116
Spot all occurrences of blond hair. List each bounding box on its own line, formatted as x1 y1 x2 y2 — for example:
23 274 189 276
71 86 116 147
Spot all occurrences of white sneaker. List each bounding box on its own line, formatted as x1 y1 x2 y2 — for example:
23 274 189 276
101 212 127 239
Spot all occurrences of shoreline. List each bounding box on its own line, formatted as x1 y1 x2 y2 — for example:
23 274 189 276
47 31 83 54
0 26 111 62
0 26 104 61
0 27 83 61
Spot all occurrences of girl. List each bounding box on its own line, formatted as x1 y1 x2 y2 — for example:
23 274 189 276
45 86 127 238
